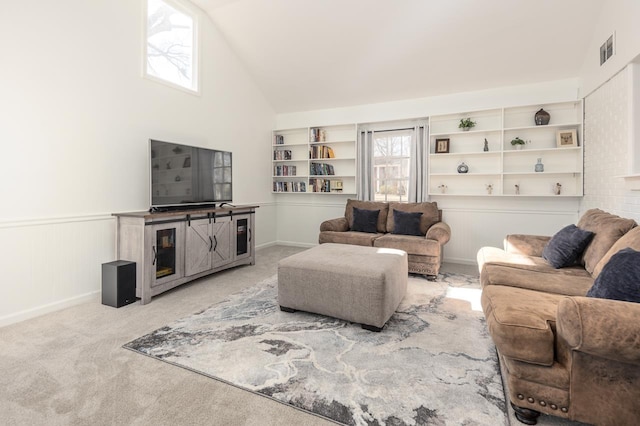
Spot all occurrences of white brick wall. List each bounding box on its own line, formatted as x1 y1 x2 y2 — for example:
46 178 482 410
581 67 640 221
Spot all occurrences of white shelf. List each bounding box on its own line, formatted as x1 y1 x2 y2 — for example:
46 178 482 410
428 100 584 197
272 124 357 195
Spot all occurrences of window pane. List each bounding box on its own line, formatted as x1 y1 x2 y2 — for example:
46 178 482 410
372 131 412 202
146 0 196 91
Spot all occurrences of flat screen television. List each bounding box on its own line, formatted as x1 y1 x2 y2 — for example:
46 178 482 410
150 139 232 210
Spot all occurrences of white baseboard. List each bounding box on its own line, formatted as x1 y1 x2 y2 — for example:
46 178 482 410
0 291 100 328
274 241 316 248
443 257 477 266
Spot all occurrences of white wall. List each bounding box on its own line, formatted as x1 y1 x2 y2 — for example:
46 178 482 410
274 79 583 263
581 65 640 221
579 0 640 96
0 0 276 326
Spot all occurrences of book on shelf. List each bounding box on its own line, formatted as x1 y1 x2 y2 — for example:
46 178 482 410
273 165 297 176
309 145 335 159
309 128 327 143
273 181 306 193
309 178 341 192
274 134 284 145
273 149 292 160
310 162 335 175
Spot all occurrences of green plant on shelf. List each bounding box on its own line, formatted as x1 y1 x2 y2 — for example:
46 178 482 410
458 118 476 131
510 137 528 145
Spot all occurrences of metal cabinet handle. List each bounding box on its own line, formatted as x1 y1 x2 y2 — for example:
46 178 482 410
213 235 218 252
152 246 157 265
209 236 213 252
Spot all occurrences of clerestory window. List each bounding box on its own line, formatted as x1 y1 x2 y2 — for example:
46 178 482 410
145 0 199 93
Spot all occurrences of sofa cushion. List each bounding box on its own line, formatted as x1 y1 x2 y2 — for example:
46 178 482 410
479 247 593 296
387 202 439 235
542 224 594 268
593 226 640 278
577 209 637 274
587 248 640 303
345 199 389 233
391 209 423 236
374 234 440 256
482 285 562 366
351 207 380 233
319 231 383 247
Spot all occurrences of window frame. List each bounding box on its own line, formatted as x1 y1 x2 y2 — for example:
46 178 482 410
372 129 413 203
143 0 200 95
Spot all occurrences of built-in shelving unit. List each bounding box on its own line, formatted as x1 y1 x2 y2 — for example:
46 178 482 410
272 124 357 194
428 101 584 197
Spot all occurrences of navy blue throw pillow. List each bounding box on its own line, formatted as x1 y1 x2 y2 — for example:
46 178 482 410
586 248 640 303
351 207 379 233
542 224 594 268
392 209 423 236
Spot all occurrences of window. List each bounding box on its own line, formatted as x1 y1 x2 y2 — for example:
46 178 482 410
372 130 412 202
145 0 198 92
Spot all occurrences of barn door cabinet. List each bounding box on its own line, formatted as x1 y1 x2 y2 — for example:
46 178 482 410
114 205 258 304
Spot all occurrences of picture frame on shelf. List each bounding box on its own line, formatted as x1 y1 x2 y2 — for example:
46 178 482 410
556 129 578 148
435 138 450 154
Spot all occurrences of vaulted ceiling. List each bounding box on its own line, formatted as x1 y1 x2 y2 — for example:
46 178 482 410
192 0 604 113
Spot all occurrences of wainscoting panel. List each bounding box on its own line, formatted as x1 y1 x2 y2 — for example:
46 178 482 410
0 215 115 327
273 196 580 265
440 208 579 264
275 196 350 247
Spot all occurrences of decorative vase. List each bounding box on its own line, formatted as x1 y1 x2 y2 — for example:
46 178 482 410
514 144 523 150
462 127 471 132
457 162 469 174
535 108 550 125
483 138 489 152
535 158 544 172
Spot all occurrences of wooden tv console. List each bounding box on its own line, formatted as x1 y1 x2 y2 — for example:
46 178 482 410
113 205 258 304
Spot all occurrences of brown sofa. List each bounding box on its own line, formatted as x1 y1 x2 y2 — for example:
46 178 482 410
319 199 451 279
477 209 640 425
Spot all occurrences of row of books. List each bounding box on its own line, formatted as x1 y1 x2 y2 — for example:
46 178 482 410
309 145 335 159
274 165 297 176
274 135 285 145
273 181 306 192
310 162 335 176
273 150 292 160
309 128 326 143
309 178 343 193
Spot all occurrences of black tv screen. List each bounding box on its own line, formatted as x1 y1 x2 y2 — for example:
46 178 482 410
150 139 232 209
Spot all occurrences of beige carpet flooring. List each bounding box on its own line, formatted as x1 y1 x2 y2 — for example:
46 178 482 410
0 245 586 426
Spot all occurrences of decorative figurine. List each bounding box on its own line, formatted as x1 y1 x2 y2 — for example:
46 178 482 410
457 162 469 174
166 161 171 170
438 184 447 194
535 158 544 172
483 138 489 152
515 184 520 195
486 184 493 195
554 183 562 195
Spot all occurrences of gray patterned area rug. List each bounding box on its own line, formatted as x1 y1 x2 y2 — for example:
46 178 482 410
124 273 507 425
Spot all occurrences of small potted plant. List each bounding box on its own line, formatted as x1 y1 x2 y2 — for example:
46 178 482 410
458 118 476 131
510 137 528 150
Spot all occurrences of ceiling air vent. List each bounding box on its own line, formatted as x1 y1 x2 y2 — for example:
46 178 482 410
600 33 615 66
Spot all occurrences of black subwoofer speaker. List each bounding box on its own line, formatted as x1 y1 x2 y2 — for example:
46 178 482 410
101 260 136 308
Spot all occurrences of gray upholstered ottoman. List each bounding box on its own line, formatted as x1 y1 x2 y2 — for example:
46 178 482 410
277 243 408 331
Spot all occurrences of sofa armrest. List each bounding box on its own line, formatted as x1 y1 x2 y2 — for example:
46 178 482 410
557 296 640 365
426 222 451 246
320 217 349 232
504 234 551 257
